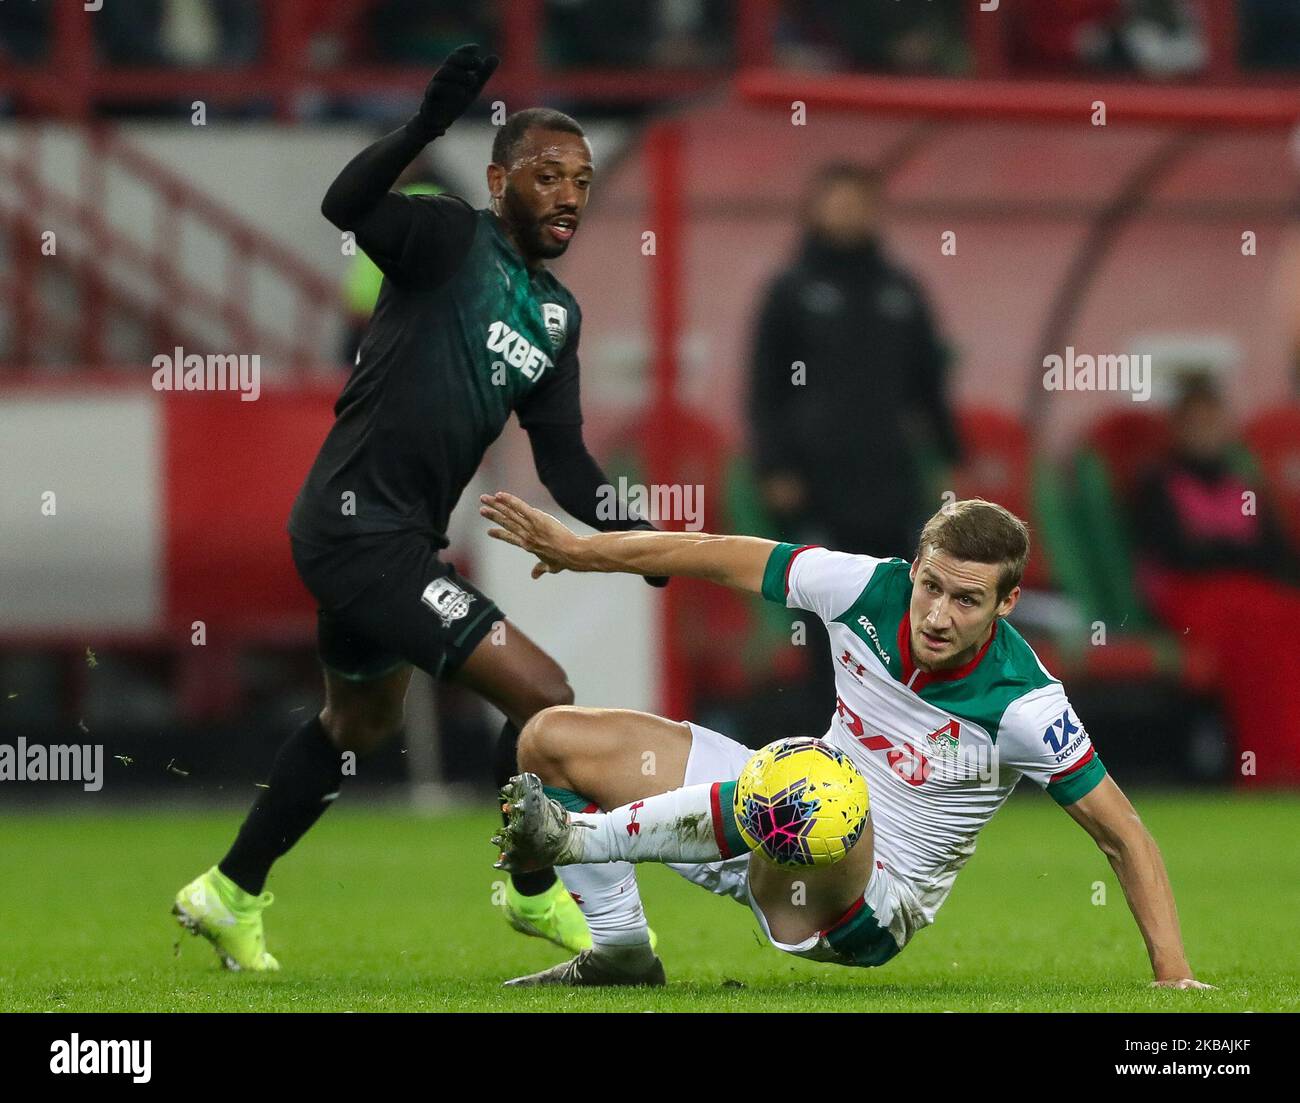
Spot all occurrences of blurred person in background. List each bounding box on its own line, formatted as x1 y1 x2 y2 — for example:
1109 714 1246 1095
746 163 961 722
546 0 731 68
369 0 498 64
1012 0 1205 77
159 0 261 67
775 0 967 74
0 0 51 65
1240 0 1300 69
94 0 169 66
1133 374 1300 786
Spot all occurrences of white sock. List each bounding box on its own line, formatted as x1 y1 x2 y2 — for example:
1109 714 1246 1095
556 862 653 957
564 782 734 865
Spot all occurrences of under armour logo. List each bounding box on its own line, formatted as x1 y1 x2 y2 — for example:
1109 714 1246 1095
626 800 645 836
839 649 866 678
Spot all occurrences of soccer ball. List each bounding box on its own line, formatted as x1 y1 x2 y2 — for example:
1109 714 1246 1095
733 737 870 868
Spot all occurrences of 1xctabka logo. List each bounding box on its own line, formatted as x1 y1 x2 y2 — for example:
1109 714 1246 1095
1042 710 1084 757
856 615 891 664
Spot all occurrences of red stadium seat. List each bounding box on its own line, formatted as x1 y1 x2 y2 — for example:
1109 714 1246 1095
608 407 756 705
1083 409 1171 504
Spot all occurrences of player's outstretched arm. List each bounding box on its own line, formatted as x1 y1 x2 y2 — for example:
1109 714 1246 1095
480 491 774 594
320 44 498 231
1063 775 1214 989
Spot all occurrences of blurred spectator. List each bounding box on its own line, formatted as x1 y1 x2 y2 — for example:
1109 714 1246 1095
1133 375 1300 786
0 1 51 64
748 163 960 560
369 0 498 65
1241 0 1300 69
546 0 732 68
776 0 967 75
161 0 261 67
95 0 169 66
1012 0 1205 77
746 163 961 720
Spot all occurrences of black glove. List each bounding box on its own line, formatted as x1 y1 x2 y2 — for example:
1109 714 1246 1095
407 44 500 144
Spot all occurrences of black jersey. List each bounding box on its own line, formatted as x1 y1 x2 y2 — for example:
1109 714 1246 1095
290 195 585 546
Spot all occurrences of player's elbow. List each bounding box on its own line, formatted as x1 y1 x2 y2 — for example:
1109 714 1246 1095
320 187 355 230
320 194 346 229
1095 811 1148 861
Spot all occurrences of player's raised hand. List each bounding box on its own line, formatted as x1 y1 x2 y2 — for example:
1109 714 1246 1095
480 491 583 579
1150 977 1217 990
410 43 500 142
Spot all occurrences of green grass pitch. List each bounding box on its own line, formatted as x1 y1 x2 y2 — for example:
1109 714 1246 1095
3 791 1297 1012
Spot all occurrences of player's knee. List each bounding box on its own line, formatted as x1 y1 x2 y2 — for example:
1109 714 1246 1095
322 705 405 756
517 704 585 778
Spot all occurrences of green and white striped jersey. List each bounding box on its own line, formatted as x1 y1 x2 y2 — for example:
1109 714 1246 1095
762 543 1106 927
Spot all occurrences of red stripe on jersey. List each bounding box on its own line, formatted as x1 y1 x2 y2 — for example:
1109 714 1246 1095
709 782 732 858
1050 745 1095 783
820 893 867 938
784 544 822 596
582 803 600 813
861 735 892 751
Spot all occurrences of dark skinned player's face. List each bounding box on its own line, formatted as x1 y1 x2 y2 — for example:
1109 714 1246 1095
488 128 593 264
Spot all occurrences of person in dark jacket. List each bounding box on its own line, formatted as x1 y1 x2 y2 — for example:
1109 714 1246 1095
748 162 961 561
745 163 961 728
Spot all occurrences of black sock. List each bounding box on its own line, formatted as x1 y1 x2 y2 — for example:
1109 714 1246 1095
494 718 557 897
219 715 344 895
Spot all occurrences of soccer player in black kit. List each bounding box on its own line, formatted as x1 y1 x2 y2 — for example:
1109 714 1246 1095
173 45 663 971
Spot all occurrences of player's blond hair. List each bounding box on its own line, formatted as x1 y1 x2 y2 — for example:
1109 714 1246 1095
915 498 1030 601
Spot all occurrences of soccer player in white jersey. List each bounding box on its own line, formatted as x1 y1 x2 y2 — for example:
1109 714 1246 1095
479 491 1210 990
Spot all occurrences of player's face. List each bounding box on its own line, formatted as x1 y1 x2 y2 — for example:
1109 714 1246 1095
907 548 1018 672
495 129 593 261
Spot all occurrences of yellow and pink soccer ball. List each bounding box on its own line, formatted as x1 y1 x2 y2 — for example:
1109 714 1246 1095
734 737 870 867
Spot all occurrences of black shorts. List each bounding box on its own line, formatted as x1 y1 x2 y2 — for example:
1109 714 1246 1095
290 530 502 682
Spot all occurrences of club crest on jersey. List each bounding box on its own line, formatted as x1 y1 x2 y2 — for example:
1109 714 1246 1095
420 577 475 628
923 719 961 758
541 303 568 350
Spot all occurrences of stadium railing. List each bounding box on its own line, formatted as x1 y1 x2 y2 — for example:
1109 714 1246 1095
0 126 338 374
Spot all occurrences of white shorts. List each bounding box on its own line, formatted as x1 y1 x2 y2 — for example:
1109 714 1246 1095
667 722 920 968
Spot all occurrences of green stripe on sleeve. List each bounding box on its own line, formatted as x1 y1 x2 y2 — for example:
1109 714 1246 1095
1047 755 1107 806
716 780 749 857
761 542 803 604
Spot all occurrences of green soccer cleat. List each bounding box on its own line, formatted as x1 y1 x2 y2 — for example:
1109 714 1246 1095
172 866 280 972
504 878 592 954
